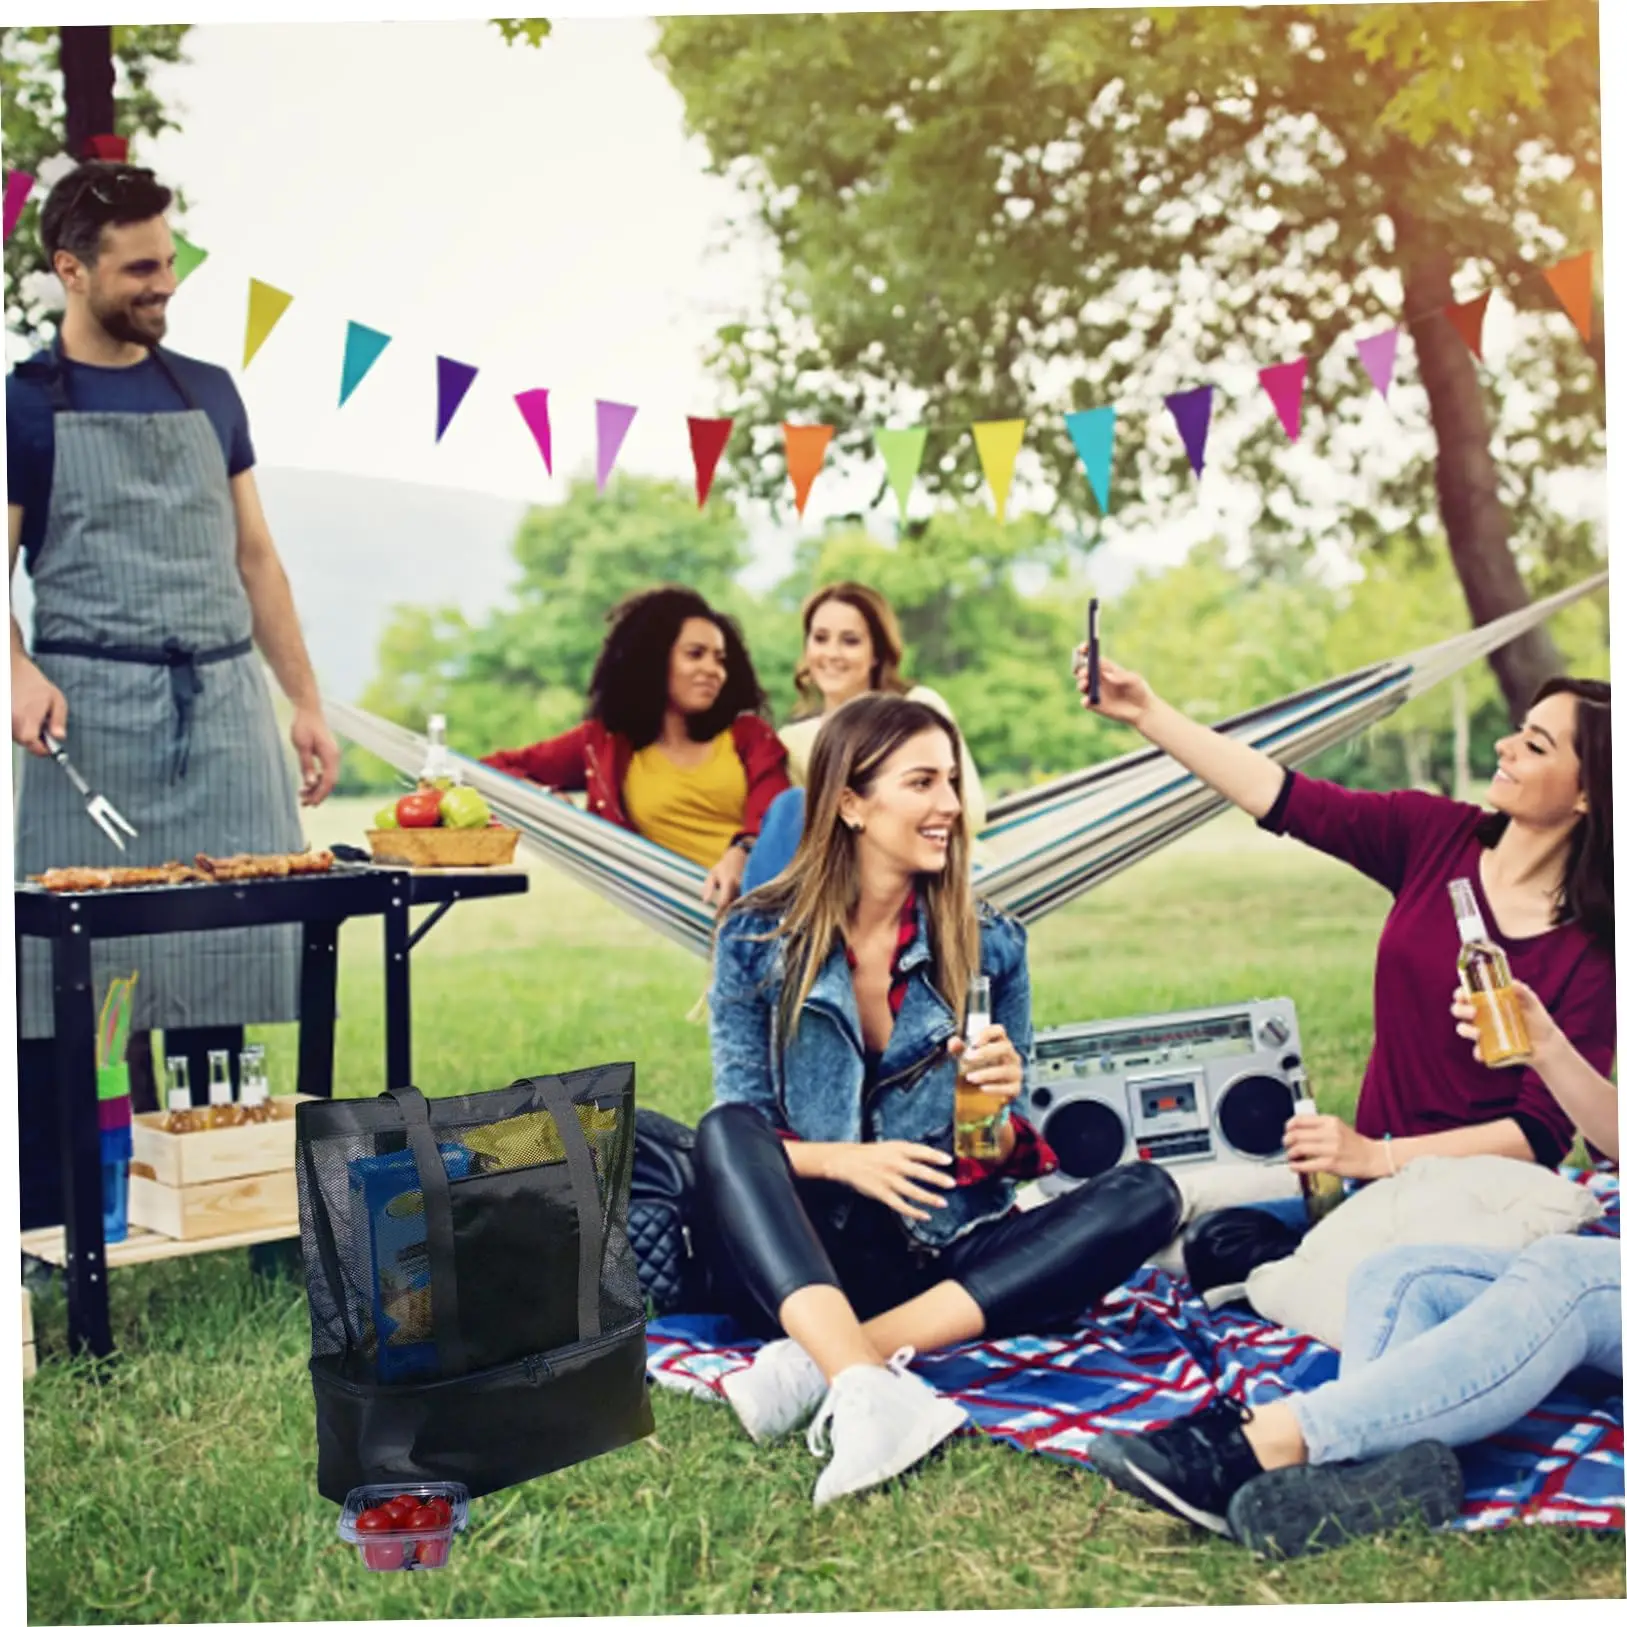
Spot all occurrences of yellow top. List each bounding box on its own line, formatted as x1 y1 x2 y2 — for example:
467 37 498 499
622 731 748 868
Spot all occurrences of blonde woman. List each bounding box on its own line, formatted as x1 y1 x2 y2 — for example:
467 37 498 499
743 583 986 888
700 693 1181 1506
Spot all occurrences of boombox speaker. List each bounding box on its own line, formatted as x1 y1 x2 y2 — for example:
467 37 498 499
1032 998 1306 1197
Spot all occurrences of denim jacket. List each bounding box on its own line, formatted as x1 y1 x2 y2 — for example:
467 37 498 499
709 893 1035 1250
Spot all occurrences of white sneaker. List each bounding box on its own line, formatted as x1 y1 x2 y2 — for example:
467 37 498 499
720 1338 829 1444
805 1348 968 1508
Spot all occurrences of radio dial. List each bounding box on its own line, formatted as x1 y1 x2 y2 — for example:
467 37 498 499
1259 1017 1291 1048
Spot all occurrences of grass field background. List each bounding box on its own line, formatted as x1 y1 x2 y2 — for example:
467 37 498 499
20 796 1626 1620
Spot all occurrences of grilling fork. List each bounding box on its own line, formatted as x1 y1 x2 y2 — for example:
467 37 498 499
40 732 139 852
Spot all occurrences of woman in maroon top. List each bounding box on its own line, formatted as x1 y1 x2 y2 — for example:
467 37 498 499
1076 653 1613 1178
482 585 790 912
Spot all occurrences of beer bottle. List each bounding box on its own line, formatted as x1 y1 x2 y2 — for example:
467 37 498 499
1448 878 1533 1069
1291 1097 1347 1225
164 1056 199 1135
206 1050 242 1129
953 975 1005 1160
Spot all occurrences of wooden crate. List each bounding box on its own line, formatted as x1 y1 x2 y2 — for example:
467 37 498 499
127 1095 309 1242
131 1095 309 1187
22 1288 35 1382
129 1167 298 1241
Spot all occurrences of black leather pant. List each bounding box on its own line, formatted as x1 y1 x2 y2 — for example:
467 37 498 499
694 1102 1184 1339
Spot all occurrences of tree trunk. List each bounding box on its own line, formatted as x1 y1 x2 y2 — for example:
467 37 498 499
1451 677 1471 800
1393 209 1564 720
61 26 116 158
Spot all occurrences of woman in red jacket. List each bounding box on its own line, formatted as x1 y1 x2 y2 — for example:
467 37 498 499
483 586 790 911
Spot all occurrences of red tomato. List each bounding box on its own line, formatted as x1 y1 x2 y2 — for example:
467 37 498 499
357 1506 399 1533
386 1494 421 1514
405 1503 449 1532
364 1540 406 1571
417 1497 453 1526
395 790 443 828
414 1537 450 1567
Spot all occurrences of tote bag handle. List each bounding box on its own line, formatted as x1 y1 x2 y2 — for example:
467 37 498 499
390 1077 607 1380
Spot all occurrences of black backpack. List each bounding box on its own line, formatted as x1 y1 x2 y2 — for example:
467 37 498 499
627 1109 737 1319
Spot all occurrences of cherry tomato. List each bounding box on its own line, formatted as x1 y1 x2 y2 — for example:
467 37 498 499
384 1495 420 1517
405 1503 449 1532
364 1540 406 1571
417 1497 453 1526
414 1537 449 1567
395 789 443 828
356 1506 399 1533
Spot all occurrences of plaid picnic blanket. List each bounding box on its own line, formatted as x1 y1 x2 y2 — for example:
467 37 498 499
646 1169 1623 1533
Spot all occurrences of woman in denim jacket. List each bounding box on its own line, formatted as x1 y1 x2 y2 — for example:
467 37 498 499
699 692 1183 1508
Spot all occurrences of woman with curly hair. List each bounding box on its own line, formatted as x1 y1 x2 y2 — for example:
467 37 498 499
482 585 790 911
743 581 987 890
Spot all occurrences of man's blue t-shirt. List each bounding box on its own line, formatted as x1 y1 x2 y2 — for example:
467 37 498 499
6 346 256 568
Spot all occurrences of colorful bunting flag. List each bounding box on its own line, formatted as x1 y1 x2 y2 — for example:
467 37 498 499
688 416 734 507
1355 328 1399 401
1063 407 1116 514
243 279 294 370
783 424 835 517
339 321 391 407
874 426 928 518
596 400 637 491
1164 386 1214 478
435 357 479 442
972 419 1025 524
1542 252 1593 343
3 171 35 242
171 231 208 286
514 388 553 475
1444 291 1492 361
1258 357 1309 443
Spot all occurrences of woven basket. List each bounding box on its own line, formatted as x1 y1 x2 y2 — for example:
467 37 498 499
366 825 521 869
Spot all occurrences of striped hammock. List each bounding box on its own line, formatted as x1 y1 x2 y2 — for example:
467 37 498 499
329 571 1608 959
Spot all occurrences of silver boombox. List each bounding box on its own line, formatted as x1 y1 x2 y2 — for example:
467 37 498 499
1031 997 1307 1196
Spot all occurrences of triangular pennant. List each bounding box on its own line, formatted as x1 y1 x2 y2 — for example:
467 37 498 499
595 400 637 491
1063 406 1116 514
1164 386 1214 478
3 171 35 241
1542 251 1593 343
687 416 733 507
971 419 1025 524
514 388 553 475
243 279 294 370
783 424 835 517
1444 291 1492 361
338 321 391 407
1355 328 1399 401
874 426 928 518
171 231 208 286
1258 357 1309 442
435 357 479 442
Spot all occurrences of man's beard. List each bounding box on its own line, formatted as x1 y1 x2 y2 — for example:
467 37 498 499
92 296 167 348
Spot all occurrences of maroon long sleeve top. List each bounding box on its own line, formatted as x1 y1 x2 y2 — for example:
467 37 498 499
1260 772 1615 1167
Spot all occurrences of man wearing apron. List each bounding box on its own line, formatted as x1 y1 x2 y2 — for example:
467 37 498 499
8 162 340 1230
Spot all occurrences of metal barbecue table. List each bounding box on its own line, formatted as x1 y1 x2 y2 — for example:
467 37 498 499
14 861 529 1358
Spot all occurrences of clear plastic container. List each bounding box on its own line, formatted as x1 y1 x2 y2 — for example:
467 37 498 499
338 1481 469 1571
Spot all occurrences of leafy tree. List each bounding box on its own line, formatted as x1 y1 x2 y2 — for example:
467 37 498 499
2 25 193 342
655 2 1602 717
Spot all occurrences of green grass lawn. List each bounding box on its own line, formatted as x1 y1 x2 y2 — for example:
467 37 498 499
21 799 1625 1620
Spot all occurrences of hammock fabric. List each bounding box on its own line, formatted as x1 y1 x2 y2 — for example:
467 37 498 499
644 1168 1623 1535
329 570 1607 958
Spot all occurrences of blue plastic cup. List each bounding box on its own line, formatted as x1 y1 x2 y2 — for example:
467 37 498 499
100 1124 133 1244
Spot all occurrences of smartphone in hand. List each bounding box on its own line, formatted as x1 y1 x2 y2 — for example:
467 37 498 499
1084 599 1101 705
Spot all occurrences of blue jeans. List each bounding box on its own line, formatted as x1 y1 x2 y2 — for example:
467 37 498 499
742 788 804 893
1285 1234 1622 1464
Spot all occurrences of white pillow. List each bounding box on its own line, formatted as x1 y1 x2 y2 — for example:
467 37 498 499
1245 1156 1601 1349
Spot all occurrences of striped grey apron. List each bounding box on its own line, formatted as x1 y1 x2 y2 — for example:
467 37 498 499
15 345 304 1039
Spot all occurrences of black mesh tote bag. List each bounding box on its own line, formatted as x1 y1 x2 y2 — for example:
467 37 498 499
297 1063 654 1502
